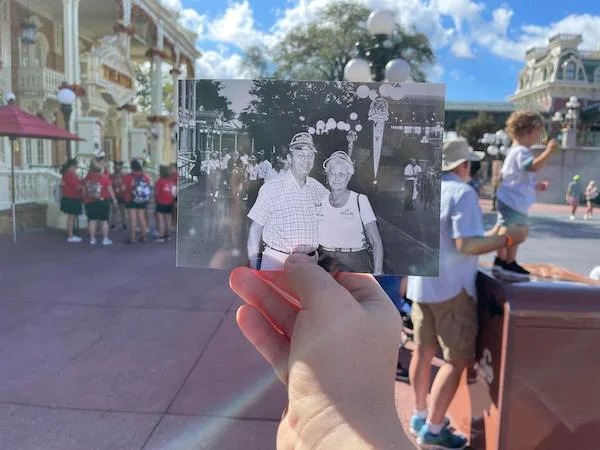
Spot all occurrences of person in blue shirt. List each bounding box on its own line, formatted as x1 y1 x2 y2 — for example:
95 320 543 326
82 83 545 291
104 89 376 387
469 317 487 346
407 139 527 449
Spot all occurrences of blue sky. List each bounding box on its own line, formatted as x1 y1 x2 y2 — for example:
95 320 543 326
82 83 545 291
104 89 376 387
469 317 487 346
162 0 600 102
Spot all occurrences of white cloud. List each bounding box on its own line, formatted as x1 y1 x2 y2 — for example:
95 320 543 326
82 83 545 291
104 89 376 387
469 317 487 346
172 0 600 80
450 37 474 58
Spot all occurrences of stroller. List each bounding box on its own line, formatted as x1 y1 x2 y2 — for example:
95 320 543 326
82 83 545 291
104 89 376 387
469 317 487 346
376 276 414 382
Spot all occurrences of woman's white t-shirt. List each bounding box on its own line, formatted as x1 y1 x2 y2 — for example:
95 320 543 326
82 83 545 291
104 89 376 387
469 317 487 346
318 191 377 249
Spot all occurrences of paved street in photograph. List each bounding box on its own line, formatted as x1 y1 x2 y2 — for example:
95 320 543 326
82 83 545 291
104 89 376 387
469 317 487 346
0 200 597 449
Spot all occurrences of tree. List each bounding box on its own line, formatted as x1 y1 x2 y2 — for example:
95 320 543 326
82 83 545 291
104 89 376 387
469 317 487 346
239 44 271 79
194 80 234 121
456 112 498 150
134 64 174 113
272 1 434 82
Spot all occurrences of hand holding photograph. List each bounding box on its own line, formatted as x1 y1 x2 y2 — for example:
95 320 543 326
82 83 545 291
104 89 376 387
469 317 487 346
176 79 444 276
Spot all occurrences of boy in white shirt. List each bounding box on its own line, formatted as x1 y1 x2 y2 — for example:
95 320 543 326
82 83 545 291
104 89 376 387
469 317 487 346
493 111 559 277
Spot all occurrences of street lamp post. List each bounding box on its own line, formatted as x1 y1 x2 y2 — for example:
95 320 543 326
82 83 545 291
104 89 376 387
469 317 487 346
552 96 580 148
480 130 510 211
343 10 411 83
57 87 76 160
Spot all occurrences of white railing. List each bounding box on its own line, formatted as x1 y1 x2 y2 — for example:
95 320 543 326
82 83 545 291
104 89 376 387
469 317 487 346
0 168 61 211
15 66 64 97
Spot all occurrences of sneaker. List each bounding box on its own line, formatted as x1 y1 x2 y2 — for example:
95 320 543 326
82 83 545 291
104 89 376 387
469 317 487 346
90 238 97 245
66 236 82 243
410 416 450 437
102 238 113 246
569 215 575 220
418 425 467 449
154 237 166 243
502 260 530 278
492 256 506 272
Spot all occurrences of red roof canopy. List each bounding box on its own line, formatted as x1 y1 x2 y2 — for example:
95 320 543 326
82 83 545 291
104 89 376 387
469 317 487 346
0 103 83 141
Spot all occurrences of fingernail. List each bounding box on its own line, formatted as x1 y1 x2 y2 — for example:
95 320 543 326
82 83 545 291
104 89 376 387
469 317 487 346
288 253 312 264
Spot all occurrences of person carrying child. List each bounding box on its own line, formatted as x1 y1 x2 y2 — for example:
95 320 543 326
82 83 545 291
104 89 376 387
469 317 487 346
492 111 559 277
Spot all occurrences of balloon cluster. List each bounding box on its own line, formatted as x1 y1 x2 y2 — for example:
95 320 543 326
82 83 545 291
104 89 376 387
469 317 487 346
306 111 363 136
356 83 404 101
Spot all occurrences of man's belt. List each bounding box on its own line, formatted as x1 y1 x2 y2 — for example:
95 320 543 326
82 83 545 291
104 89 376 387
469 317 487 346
264 244 316 257
319 246 367 253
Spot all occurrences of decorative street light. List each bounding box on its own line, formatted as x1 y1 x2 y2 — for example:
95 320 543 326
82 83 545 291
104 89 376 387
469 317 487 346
552 95 580 148
20 1 37 45
57 86 76 159
343 9 411 83
480 130 511 211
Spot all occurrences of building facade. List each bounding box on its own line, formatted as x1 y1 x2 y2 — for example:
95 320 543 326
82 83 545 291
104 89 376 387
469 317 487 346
0 0 199 171
510 34 600 147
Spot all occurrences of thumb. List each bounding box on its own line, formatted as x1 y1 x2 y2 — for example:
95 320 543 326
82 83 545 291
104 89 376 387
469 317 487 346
284 254 355 314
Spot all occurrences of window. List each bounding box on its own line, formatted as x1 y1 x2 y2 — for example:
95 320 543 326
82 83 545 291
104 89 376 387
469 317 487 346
565 62 576 80
25 139 32 165
594 67 600 83
37 140 45 165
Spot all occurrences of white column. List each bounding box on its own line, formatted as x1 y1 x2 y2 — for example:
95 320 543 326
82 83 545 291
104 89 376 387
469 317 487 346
191 81 197 155
0 0 12 166
150 21 164 116
120 110 131 163
62 0 81 155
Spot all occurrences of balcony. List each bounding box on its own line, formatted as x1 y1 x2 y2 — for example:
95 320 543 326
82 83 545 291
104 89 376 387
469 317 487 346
14 66 64 99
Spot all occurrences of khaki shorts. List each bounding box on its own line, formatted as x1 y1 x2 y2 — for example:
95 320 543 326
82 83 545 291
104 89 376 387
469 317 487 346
412 289 478 362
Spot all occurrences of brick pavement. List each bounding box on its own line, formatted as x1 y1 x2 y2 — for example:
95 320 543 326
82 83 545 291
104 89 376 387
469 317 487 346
1 197 598 449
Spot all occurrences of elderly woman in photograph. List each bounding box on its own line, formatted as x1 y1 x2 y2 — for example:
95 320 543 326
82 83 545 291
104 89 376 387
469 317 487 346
318 151 384 273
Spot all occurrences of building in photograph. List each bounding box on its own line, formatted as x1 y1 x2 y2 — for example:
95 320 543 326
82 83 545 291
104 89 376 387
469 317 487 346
0 0 199 227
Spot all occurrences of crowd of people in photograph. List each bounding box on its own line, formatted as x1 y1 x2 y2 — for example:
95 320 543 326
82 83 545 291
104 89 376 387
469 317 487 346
59 154 178 245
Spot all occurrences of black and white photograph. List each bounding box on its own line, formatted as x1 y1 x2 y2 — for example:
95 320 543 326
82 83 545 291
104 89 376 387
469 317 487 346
176 79 444 275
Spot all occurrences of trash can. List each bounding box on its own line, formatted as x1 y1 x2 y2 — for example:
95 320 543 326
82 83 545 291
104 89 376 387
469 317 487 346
447 266 600 450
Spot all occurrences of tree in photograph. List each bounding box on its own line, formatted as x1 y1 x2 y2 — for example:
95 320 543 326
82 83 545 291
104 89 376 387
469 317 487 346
273 1 434 81
194 80 234 121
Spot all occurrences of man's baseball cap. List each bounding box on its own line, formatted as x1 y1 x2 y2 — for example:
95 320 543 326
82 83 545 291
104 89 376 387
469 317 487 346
442 139 484 171
573 174 581 181
94 149 106 158
289 132 317 153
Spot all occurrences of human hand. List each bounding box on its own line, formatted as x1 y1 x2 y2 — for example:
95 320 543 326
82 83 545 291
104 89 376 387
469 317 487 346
546 139 559 153
535 181 549 191
230 254 410 449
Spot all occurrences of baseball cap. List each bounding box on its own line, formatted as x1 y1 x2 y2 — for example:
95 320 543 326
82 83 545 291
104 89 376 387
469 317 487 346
289 132 317 153
322 150 354 170
573 174 581 181
442 139 484 171
94 149 106 158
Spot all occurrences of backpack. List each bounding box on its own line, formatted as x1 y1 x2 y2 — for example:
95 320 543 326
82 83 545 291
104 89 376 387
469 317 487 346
85 179 102 200
132 175 151 203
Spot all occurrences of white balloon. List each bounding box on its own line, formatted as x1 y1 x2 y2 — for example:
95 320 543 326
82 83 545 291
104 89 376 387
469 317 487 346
316 120 325 129
336 121 345 130
344 58 372 82
379 83 392 97
345 123 351 131
385 58 411 83
369 89 378 100
299 116 305 121
390 86 403 100
350 112 358 120
355 124 363 132
308 126 316 134
326 118 336 130
487 145 499 156
356 85 370 99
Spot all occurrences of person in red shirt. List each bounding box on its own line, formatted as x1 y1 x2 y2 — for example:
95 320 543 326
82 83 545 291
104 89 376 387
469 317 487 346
83 159 117 246
60 158 84 243
169 162 178 226
110 161 127 230
122 159 152 243
154 165 176 242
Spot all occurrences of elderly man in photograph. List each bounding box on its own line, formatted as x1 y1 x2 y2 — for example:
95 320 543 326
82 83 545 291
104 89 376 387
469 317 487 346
247 132 328 270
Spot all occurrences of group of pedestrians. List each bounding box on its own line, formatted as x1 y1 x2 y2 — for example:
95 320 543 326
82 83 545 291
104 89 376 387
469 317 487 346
566 174 597 220
59 157 178 245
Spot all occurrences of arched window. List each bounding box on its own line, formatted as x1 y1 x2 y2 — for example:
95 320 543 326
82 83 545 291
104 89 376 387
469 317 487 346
565 62 576 80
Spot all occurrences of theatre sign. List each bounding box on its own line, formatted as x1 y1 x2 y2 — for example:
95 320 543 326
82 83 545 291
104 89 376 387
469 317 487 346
101 65 133 90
